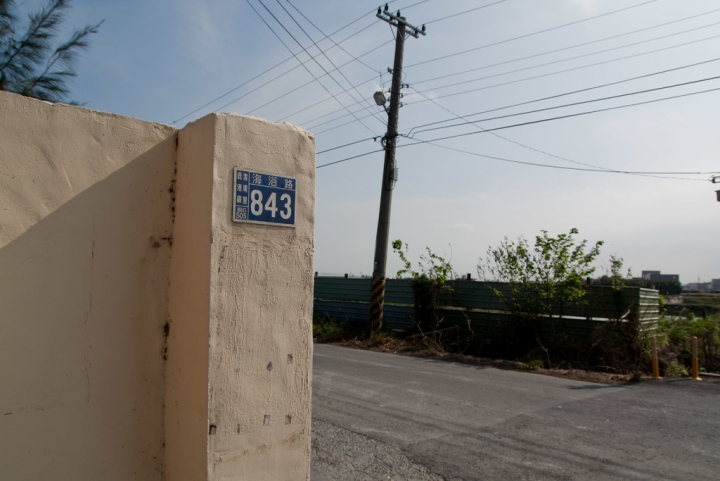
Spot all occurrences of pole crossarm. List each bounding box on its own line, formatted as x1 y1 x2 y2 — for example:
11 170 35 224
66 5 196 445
376 5 427 38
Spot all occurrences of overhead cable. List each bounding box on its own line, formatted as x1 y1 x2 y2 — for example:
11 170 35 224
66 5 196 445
412 19 720 94
317 86 720 171
406 56 720 134
399 139 712 181
414 85 720 143
412 8 720 87
314 32 720 134
410 74 720 136
404 0 658 69
250 0 378 134
278 0 385 125
215 0 428 117
171 2 393 124
408 87 704 181
421 0 507 25
316 137 375 155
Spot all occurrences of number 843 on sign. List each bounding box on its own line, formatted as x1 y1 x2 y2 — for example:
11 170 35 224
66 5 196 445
233 168 296 227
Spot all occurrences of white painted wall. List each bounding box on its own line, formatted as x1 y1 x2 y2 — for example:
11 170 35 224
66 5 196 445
0 92 315 481
166 114 316 481
0 91 176 480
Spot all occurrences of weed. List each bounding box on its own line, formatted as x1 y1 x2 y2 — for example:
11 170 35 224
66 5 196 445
664 362 689 378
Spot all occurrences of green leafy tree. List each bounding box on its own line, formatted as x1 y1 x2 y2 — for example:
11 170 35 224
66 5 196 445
393 240 453 333
0 0 101 102
478 228 603 325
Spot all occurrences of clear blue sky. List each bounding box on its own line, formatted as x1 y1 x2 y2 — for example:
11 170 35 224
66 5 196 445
34 0 720 283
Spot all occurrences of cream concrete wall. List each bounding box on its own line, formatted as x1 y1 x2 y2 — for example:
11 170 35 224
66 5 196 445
165 113 215 481
0 91 176 480
166 113 316 481
1 92 315 481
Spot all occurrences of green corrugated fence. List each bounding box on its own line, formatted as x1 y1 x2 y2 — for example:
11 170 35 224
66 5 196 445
313 277 659 338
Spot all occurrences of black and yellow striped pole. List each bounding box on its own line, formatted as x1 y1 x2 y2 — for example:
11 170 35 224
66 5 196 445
691 336 702 381
370 275 386 336
370 6 425 338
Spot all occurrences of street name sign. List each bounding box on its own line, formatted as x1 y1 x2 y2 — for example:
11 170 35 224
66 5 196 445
232 168 296 227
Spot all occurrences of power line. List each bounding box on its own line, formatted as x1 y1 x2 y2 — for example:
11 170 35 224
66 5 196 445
275 44 389 122
404 32 720 104
278 0 385 125
317 86 720 172
285 0 378 73
274 2 515 126
317 148 381 168
421 0 507 25
199 21 380 118
410 87 611 171
239 36 391 116
408 87 705 181
411 74 720 136
317 140 715 179
399 138 713 180
316 137 375 155
415 85 720 143
250 0 378 134
406 55 720 135
314 31 720 134
171 2 391 124
295 1 711 133
404 0 658 69
412 8 720 87
411 18 720 94
220 0 430 118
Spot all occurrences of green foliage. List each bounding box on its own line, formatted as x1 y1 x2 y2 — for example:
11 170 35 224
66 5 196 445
478 228 603 323
658 313 720 372
392 240 453 333
0 0 102 102
473 229 655 371
608 255 626 291
517 359 544 371
664 362 688 378
393 239 453 286
313 314 353 343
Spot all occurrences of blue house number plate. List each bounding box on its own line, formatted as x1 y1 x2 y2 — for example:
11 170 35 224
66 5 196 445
233 168 296 227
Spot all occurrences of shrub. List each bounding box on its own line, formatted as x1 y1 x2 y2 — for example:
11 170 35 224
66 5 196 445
392 240 453 334
658 313 720 373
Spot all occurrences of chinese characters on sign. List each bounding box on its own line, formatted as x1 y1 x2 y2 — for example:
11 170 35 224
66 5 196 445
233 168 296 227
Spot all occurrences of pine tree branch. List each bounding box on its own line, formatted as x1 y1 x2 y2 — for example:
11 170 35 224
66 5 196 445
21 20 102 100
0 0 67 77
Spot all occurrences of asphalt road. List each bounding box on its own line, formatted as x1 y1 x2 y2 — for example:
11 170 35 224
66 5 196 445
311 343 720 481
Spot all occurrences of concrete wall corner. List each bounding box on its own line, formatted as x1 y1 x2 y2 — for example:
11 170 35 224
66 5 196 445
167 113 315 481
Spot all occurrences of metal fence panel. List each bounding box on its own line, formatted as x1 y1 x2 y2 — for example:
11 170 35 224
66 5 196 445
313 277 660 336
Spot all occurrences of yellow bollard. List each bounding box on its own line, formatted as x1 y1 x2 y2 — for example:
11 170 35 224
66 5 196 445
651 336 661 380
691 336 702 381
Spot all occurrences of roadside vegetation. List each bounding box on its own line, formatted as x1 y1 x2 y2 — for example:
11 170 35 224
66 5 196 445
313 229 720 381
656 312 720 375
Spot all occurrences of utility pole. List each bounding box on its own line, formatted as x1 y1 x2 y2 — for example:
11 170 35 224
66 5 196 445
370 5 425 337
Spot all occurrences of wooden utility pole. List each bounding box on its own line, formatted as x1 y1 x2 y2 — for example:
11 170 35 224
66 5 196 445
370 5 425 337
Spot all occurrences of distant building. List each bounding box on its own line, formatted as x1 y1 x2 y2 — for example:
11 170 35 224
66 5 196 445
683 282 712 292
641 270 680 282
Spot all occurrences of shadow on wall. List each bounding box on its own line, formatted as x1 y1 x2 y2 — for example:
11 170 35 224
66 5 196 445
0 137 175 480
